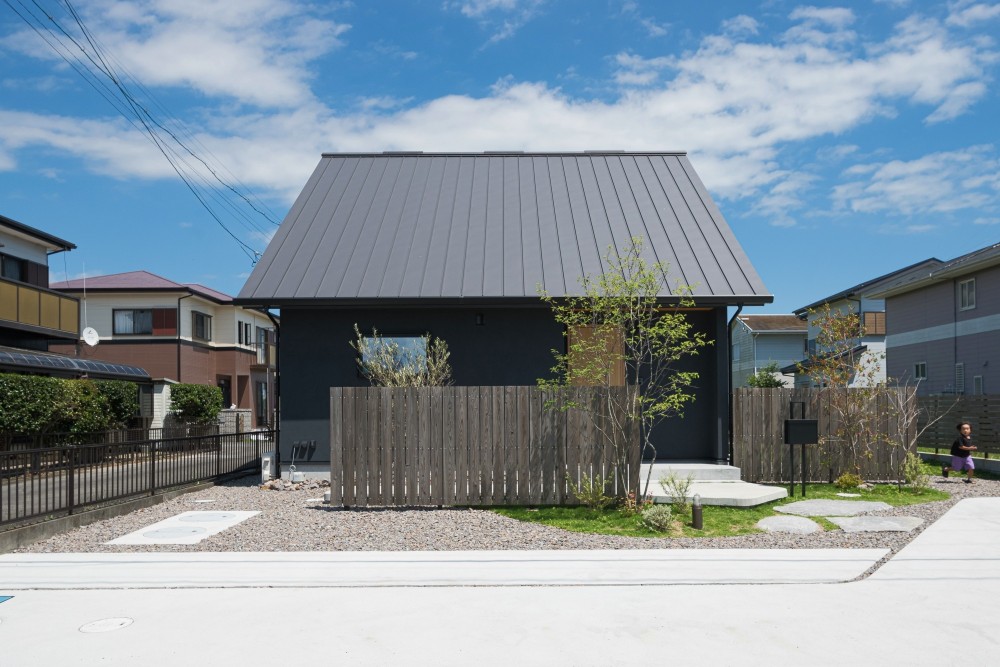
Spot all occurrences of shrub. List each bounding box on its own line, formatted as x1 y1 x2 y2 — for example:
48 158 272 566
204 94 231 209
901 452 929 491
746 362 786 388
640 504 674 532
0 374 67 433
169 383 223 425
566 472 615 510
659 472 695 513
59 380 112 437
835 472 863 489
94 380 139 428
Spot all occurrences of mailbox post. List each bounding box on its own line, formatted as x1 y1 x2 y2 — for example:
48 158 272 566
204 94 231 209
783 401 818 497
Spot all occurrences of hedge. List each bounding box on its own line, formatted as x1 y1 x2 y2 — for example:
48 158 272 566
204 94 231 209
168 383 223 425
0 373 140 435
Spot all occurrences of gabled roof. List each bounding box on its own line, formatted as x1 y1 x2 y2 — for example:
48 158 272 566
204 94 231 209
793 258 943 316
867 242 1000 299
237 151 771 306
738 314 807 333
53 270 234 304
0 213 76 253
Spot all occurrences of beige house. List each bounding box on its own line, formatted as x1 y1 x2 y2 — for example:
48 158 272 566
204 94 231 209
51 271 276 427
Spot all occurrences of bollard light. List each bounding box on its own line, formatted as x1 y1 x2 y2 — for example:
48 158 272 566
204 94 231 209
692 493 703 530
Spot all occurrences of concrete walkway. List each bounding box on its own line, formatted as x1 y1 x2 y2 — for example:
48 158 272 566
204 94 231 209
0 498 997 666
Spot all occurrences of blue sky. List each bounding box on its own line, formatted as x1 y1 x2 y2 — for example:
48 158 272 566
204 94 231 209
1 0 998 313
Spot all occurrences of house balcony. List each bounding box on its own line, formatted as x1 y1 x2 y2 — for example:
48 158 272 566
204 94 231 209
249 341 276 370
0 277 79 340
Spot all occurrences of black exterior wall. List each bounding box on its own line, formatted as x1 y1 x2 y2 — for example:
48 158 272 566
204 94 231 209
279 305 728 465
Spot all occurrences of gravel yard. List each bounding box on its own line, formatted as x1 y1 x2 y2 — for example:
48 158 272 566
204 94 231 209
13 473 997 561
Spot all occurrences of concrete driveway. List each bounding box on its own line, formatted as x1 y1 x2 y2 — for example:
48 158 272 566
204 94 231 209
0 498 996 666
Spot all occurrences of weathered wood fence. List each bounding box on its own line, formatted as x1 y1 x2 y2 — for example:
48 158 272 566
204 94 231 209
329 386 639 507
732 387 917 483
916 395 1000 457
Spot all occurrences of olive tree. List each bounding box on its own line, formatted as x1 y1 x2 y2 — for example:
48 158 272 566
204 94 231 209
539 237 709 503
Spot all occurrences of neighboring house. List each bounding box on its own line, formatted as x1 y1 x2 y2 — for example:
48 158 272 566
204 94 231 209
866 242 1000 396
49 271 277 427
0 214 149 383
783 259 942 388
237 151 772 467
731 315 806 388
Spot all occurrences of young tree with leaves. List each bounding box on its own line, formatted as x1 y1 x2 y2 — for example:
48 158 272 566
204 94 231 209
798 303 886 474
351 325 453 387
539 237 709 502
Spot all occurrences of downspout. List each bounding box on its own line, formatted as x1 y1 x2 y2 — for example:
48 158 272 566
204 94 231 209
266 310 281 478
177 293 192 382
727 304 744 465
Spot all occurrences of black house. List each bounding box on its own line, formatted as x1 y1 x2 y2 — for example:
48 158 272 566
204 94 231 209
236 151 771 468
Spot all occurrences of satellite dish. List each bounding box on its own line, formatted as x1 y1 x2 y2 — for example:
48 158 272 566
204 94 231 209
82 327 99 347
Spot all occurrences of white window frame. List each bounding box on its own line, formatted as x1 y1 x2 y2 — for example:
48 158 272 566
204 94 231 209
113 309 153 335
959 278 976 310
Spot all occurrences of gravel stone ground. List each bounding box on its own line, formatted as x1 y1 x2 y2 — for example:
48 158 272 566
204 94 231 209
13 474 998 578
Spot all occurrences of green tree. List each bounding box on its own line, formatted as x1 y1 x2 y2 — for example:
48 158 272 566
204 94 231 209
539 237 710 502
351 325 453 387
95 380 139 428
746 362 786 388
798 304 885 474
169 383 223 425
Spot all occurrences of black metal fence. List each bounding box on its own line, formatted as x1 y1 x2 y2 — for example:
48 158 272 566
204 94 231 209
0 424 220 450
0 430 274 529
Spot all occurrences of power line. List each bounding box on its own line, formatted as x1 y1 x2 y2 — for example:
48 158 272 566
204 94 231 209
4 0 281 262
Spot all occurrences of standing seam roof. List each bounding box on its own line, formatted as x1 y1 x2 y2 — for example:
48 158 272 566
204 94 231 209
238 152 771 304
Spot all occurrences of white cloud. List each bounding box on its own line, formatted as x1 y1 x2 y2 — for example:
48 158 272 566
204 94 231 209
0 4 996 219
447 0 546 44
947 2 1000 27
2 0 350 108
613 53 671 86
722 15 759 36
788 6 856 28
833 145 1000 215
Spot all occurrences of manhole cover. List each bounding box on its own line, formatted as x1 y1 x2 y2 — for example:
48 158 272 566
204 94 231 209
80 617 133 633
178 512 239 523
143 526 207 538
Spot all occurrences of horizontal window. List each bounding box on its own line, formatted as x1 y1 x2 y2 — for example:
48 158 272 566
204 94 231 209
113 309 153 335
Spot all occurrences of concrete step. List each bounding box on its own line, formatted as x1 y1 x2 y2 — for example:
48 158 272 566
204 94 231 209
640 462 742 482
639 463 788 507
647 480 788 507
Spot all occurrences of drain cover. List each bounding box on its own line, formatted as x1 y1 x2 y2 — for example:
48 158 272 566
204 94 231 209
80 617 133 633
143 526 207 538
178 512 239 523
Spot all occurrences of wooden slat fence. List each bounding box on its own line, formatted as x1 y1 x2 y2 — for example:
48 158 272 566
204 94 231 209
733 387 916 483
916 395 1000 457
329 386 639 507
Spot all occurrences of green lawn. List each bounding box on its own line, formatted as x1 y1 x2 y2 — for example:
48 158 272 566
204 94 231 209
491 477 949 539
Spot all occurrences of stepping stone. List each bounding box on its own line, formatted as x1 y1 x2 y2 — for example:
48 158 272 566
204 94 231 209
828 516 924 533
775 499 892 517
836 493 861 498
756 515 821 534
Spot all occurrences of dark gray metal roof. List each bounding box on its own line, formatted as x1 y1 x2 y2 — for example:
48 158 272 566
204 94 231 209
0 213 76 253
238 152 771 306
793 258 943 316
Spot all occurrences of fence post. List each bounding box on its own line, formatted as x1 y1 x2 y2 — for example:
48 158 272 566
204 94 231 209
216 434 222 478
149 440 157 496
67 446 75 516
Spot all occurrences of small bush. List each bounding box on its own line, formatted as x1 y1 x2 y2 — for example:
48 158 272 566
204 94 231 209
640 504 674 532
567 472 615 510
901 452 930 491
169 383 223 425
95 380 139 428
834 472 863 489
659 472 694 513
